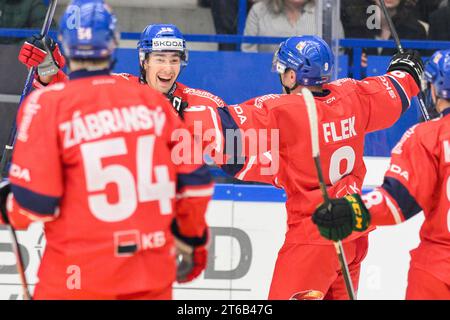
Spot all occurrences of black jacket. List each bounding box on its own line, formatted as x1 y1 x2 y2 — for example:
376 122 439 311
341 1 427 56
428 5 450 41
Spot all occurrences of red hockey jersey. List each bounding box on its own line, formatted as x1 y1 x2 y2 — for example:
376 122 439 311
233 71 419 245
6 69 213 295
35 71 267 184
362 108 450 284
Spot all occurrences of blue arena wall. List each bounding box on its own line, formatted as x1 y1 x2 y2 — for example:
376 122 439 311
114 48 419 157
1 29 449 158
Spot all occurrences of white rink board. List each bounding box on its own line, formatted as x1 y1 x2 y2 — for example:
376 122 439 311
0 157 424 300
0 202 423 300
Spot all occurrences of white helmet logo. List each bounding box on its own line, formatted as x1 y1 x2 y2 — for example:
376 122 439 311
156 27 174 35
324 62 329 71
433 52 443 64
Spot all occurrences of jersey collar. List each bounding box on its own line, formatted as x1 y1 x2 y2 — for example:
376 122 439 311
166 82 178 97
312 89 331 97
69 69 111 80
442 107 450 117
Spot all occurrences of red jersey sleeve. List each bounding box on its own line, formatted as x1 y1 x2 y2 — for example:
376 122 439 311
7 84 66 229
362 123 437 225
33 69 68 88
166 104 214 238
33 71 140 89
183 103 276 185
354 71 420 132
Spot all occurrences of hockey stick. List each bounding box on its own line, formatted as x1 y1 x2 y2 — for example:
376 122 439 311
0 0 58 300
379 0 431 122
0 0 58 178
302 88 356 300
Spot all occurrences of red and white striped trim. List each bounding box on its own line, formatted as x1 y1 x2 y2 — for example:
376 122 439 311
383 192 403 224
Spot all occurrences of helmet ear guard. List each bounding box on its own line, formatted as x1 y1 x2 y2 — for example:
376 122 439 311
424 50 450 116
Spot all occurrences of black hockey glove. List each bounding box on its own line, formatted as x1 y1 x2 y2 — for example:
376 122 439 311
0 180 11 224
167 94 189 119
387 50 424 89
171 219 208 283
312 194 370 242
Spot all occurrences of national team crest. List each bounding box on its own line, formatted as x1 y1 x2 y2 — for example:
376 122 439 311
296 41 307 52
156 27 174 35
433 52 443 64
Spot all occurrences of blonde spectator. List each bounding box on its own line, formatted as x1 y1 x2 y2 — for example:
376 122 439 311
242 0 345 52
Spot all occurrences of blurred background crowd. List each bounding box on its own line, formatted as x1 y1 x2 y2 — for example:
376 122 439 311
0 0 448 50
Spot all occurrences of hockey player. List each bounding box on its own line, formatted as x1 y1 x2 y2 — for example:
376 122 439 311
233 35 423 299
18 22 276 183
312 49 450 300
0 0 213 299
18 23 226 119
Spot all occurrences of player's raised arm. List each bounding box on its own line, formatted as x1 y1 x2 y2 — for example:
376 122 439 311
18 34 68 88
166 110 214 283
352 50 424 132
312 49 450 239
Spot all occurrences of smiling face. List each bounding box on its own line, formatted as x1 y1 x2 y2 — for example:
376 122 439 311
143 52 182 94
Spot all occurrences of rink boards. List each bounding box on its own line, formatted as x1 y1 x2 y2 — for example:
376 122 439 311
0 157 423 300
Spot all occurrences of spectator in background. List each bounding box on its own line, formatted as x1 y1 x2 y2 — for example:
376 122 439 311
341 0 374 39
0 0 56 44
344 0 427 68
407 0 443 24
210 0 255 51
365 0 427 57
242 0 345 52
428 2 450 42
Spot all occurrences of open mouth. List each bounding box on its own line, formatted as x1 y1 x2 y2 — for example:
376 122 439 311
157 76 172 84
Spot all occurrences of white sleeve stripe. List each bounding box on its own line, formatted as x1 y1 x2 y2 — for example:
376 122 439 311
387 75 410 106
384 193 403 224
176 186 215 199
237 155 257 180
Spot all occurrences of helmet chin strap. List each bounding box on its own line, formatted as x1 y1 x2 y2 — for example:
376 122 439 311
279 74 299 94
425 82 441 119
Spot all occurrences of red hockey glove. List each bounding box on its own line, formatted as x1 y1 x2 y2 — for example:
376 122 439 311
171 219 208 283
0 180 11 225
18 34 65 69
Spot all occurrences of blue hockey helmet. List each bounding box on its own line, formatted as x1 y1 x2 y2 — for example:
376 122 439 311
424 49 450 99
137 24 188 67
59 0 118 59
272 35 334 86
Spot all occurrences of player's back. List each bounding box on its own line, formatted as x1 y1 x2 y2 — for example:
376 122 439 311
260 93 366 215
244 91 380 245
14 71 180 294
